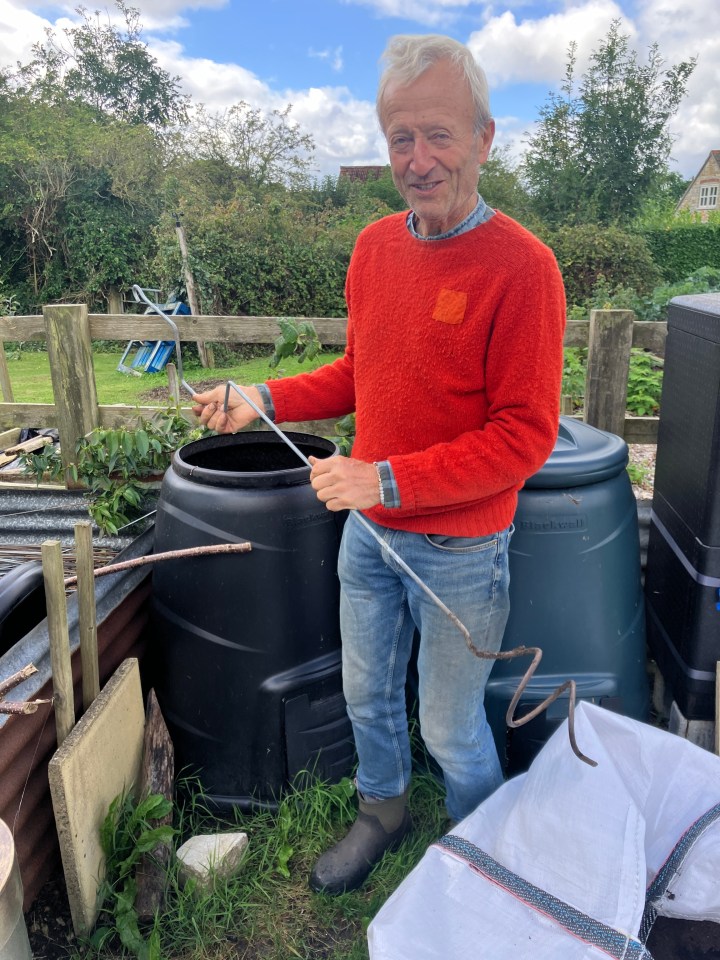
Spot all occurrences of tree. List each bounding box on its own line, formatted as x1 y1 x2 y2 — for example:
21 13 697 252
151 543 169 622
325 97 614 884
10 0 188 128
180 101 315 193
523 21 696 225
0 94 163 308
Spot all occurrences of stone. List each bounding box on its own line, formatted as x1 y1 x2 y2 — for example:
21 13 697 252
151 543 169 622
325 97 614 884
176 833 249 892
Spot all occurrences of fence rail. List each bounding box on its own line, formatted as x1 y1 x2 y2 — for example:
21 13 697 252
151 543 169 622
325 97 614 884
0 306 664 488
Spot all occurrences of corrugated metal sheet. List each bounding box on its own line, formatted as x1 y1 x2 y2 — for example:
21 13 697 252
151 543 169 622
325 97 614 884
0 526 155 908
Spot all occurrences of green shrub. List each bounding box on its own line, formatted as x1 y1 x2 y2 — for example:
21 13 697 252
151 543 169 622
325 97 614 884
641 222 720 282
544 224 662 308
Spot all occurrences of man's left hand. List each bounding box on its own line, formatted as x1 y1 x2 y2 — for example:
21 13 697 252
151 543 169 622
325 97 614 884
309 456 381 511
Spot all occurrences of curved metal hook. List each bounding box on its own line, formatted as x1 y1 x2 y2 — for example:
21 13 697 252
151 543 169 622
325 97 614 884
220 380 597 767
131 284 194 397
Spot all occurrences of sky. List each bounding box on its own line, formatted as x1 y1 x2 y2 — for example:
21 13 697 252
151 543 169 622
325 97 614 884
1 0 719 183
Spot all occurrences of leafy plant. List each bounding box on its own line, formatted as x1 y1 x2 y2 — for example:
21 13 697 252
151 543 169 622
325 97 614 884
561 347 587 409
93 791 175 960
18 442 65 484
329 412 356 456
71 407 206 534
627 462 649 487
269 318 321 369
627 350 664 416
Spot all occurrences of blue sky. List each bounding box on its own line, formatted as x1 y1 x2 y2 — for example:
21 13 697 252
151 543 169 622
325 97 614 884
3 0 719 181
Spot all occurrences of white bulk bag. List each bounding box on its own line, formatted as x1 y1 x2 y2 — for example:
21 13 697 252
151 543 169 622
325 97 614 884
368 702 720 960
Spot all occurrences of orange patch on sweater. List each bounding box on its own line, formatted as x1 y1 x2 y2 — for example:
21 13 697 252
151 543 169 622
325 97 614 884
433 288 467 325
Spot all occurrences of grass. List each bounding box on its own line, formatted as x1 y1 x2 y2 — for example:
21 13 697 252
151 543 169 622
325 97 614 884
3 344 344 406
80 756 448 960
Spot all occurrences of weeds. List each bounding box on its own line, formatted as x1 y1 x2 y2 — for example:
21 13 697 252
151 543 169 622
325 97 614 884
76 764 446 960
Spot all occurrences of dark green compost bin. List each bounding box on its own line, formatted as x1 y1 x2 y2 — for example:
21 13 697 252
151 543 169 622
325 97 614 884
486 416 650 773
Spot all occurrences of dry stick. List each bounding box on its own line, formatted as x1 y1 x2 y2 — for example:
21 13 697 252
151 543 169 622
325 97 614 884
75 521 100 710
63 541 252 587
0 663 52 716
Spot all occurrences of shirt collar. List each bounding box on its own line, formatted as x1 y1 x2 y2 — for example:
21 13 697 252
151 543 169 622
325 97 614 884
406 194 495 241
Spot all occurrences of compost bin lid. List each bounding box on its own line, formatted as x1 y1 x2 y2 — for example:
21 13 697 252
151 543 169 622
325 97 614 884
523 416 628 489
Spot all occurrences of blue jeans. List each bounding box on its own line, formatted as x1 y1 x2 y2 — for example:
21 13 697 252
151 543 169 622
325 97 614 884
338 512 512 822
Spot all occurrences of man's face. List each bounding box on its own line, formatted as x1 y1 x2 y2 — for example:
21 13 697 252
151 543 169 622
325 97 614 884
379 59 494 237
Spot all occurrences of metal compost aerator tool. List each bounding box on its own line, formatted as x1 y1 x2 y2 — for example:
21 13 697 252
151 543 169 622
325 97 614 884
222 380 597 768
131 284 195 398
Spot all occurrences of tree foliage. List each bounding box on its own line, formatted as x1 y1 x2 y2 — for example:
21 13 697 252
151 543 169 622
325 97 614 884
542 223 662 307
179 101 315 193
8 0 188 128
523 21 696 225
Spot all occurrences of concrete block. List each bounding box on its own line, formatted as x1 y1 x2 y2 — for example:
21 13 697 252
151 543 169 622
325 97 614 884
48 658 145 936
176 833 249 893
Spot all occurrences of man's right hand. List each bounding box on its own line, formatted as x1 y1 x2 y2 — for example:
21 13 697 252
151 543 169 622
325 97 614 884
191 384 266 434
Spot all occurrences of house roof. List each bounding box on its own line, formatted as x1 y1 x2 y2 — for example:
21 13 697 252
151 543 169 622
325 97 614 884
675 150 720 211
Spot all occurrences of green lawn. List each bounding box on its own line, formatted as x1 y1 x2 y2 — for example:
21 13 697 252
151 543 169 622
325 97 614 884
4 345 344 406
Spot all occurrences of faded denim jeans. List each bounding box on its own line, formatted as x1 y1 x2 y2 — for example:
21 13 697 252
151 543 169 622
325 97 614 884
338 511 512 823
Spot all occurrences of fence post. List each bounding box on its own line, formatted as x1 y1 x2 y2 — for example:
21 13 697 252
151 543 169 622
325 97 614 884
584 309 635 437
43 303 100 488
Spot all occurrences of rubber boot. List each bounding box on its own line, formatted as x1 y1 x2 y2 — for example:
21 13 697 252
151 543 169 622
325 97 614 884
309 790 412 895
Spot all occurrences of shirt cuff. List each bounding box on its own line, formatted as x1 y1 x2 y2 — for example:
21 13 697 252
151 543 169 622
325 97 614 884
254 383 276 422
375 460 401 509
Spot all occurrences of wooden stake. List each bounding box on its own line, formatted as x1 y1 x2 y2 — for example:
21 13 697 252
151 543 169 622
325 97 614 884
42 539 75 745
75 522 100 711
134 690 174 920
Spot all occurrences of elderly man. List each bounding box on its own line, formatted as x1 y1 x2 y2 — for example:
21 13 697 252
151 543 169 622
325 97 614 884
192 33 566 895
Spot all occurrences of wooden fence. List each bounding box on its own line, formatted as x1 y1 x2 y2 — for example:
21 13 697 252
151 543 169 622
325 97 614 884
0 305 666 488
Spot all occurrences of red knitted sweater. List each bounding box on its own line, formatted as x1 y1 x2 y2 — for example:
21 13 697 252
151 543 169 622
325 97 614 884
268 210 566 536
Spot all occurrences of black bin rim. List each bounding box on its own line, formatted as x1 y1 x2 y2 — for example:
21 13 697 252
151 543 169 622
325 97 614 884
170 430 339 489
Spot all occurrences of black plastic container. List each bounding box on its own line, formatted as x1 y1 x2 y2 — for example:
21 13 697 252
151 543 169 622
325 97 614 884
0 561 46 658
486 417 649 773
645 294 720 719
151 431 354 809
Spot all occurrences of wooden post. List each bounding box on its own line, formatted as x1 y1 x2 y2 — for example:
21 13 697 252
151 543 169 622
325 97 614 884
0 341 13 402
107 287 123 315
43 304 100 488
42 539 75 746
75 521 99 711
174 215 214 369
584 309 634 437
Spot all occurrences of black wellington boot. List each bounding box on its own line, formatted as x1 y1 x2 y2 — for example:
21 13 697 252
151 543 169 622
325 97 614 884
309 790 412 895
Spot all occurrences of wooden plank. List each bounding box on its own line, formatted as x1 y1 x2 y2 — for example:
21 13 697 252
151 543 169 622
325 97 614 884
584 309 634 436
75 522 100 711
134 690 174 921
44 304 100 487
0 435 52 467
0 427 21 448
87 314 348 344
632 322 667 356
0 402 56 429
563 320 590 348
0 314 47 341
622 417 660 444
42 539 75 746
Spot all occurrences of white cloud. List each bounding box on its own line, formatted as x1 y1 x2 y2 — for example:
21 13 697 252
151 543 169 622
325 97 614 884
0 0 53 69
308 46 345 73
341 0 484 28
466 1 631 87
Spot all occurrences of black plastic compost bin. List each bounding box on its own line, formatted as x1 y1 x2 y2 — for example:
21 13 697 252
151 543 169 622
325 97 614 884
645 294 720 720
485 417 650 773
151 431 354 810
